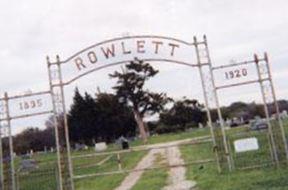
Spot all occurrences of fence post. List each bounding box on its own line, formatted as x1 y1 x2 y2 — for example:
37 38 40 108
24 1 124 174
0 123 3 190
254 54 279 167
117 153 122 171
4 92 16 190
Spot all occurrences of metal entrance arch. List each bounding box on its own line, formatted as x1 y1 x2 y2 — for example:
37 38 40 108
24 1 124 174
46 35 230 190
0 35 286 190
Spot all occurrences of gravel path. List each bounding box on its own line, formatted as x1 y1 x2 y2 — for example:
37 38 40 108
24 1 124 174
162 147 196 190
114 149 165 190
114 138 198 190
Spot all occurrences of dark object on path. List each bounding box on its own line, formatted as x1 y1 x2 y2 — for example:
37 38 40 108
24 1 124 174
117 136 130 149
119 136 130 149
122 140 129 149
199 165 204 170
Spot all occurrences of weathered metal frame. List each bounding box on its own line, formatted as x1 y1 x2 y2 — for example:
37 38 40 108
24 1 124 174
255 53 288 163
0 35 285 190
0 90 54 190
0 93 16 190
0 35 242 189
48 35 204 86
0 123 3 190
61 59 203 86
213 52 288 168
194 36 227 172
51 35 196 65
45 35 226 190
47 55 75 190
0 91 53 122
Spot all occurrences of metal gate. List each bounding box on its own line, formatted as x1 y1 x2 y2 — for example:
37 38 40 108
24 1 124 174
0 35 287 190
16 167 58 190
212 53 288 170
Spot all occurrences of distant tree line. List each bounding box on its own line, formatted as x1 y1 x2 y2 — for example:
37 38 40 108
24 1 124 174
1 127 55 155
155 98 207 134
7 60 288 154
10 97 288 154
211 101 270 122
68 89 136 145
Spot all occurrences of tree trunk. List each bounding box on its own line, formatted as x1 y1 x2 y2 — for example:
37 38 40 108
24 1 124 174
133 109 148 143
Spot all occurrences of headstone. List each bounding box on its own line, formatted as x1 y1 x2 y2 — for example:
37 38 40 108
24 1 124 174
75 143 87 151
250 119 268 130
20 159 38 172
234 137 259 153
226 119 232 126
95 142 107 152
282 110 288 118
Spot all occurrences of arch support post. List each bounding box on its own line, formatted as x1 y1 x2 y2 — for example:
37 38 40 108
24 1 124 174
194 36 232 172
47 56 75 190
264 53 288 162
0 93 16 190
255 53 288 166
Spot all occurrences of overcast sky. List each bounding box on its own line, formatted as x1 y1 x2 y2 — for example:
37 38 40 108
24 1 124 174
0 0 288 133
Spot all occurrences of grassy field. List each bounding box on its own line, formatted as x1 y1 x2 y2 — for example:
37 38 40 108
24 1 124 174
74 150 147 190
14 122 288 190
181 140 288 190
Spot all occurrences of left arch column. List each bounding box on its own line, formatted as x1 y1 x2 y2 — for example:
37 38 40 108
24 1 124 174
47 55 74 190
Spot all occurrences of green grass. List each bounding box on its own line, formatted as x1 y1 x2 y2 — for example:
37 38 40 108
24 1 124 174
182 161 288 190
131 153 169 190
17 150 147 190
180 122 288 190
73 151 145 190
15 128 206 190
131 128 210 146
14 121 288 190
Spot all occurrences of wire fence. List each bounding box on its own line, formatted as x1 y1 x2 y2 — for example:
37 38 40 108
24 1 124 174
16 167 58 190
13 122 288 190
219 119 288 171
72 136 213 181
227 127 273 170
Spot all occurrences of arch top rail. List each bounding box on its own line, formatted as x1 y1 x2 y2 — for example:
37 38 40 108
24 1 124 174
48 35 205 65
0 90 51 101
212 58 266 70
51 58 206 86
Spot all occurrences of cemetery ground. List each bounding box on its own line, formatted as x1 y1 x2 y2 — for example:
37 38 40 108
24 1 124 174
17 119 288 190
